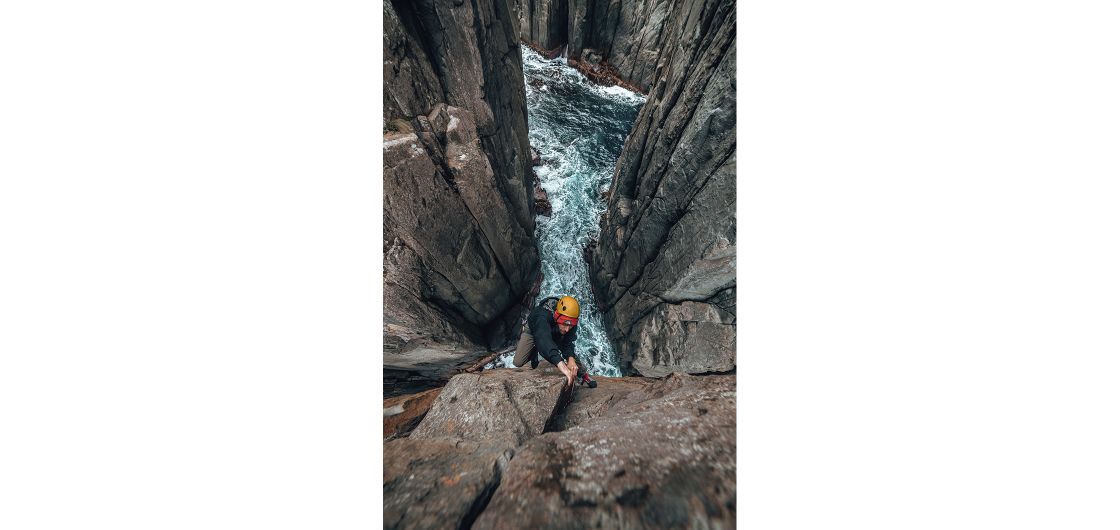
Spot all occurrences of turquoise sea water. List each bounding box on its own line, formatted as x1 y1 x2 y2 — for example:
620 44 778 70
492 47 645 376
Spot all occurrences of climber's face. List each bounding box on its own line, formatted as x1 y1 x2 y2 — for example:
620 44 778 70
558 322 574 335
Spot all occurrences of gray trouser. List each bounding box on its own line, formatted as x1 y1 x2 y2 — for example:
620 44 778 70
512 324 580 369
512 330 539 367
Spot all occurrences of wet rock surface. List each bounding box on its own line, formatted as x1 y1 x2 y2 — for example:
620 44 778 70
534 185 552 217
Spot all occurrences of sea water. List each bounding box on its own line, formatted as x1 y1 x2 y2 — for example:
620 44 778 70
490 47 645 376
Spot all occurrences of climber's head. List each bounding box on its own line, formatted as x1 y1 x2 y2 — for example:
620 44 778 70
554 295 580 333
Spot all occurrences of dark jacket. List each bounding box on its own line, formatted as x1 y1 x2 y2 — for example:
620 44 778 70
527 300 577 365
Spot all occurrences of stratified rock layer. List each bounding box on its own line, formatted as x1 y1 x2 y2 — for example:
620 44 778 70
590 0 736 376
383 0 539 380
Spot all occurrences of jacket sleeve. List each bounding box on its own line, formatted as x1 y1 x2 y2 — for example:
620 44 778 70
561 326 577 361
528 308 564 365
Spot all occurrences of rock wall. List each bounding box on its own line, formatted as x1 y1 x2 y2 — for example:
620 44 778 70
383 369 572 530
383 0 540 376
589 0 736 376
384 370 736 529
515 0 673 93
513 0 568 56
566 0 672 93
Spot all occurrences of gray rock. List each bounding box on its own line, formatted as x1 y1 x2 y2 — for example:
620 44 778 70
475 373 736 529
382 2 443 124
383 436 513 530
514 0 568 55
383 0 540 385
383 387 443 440
411 368 572 447
384 368 576 530
549 376 656 430
567 0 672 92
534 183 552 216
590 0 736 376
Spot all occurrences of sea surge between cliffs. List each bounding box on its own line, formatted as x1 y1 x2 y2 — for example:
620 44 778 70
490 47 645 376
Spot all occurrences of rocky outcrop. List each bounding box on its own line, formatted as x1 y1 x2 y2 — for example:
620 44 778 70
590 0 736 376
514 0 674 93
383 368 571 530
384 437 513 530
566 0 672 93
383 370 736 529
514 0 569 57
410 369 572 447
383 387 443 439
383 0 540 382
474 373 736 529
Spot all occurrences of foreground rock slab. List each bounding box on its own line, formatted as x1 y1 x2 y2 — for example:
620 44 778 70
384 437 513 530
411 368 571 446
475 373 736 529
383 368 573 529
383 387 443 440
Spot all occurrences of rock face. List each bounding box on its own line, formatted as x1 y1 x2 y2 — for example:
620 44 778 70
566 0 673 93
410 369 572 447
514 0 569 56
383 370 736 530
384 437 513 530
383 368 571 530
383 387 442 440
514 0 675 93
383 0 540 381
474 373 736 529
589 0 736 377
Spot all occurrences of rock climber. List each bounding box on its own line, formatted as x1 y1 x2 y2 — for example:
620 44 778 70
513 295 597 388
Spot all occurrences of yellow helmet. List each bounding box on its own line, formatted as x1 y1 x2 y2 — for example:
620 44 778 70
554 295 580 326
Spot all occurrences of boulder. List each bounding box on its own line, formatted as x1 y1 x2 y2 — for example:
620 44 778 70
411 368 572 447
534 186 552 217
475 373 736 529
